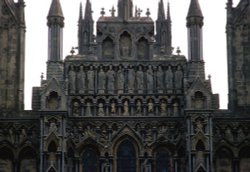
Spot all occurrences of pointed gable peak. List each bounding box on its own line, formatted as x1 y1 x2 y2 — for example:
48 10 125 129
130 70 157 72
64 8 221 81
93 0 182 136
48 0 64 18
187 0 203 18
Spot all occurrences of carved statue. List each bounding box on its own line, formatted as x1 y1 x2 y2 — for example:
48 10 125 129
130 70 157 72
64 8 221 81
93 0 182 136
165 66 173 91
148 99 154 113
147 66 154 93
120 33 132 57
98 102 105 116
49 121 58 133
195 119 204 133
117 66 125 93
111 101 116 114
173 101 179 116
136 66 144 92
69 67 76 94
87 66 95 93
160 100 167 114
136 100 142 114
48 152 57 167
142 158 151 172
86 102 92 116
72 102 80 116
98 67 106 93
102 159 112 172
157 66 164 92
175 66 183 91
107 66 115 93
123 100 129 116
128 67 135 93
77 65 86 94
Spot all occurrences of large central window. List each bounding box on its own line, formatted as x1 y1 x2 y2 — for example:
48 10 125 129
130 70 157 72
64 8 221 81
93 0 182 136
117 140 136 172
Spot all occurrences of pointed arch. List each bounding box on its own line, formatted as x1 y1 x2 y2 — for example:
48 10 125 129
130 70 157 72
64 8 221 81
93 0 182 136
102 36 115 59
19 147 38 172
117 139 136 172
0 146 14 172
239 146 250 172
137 37 149 59
154 147 171 172
214 147 233 172
119 31 132 58
81 147 100 172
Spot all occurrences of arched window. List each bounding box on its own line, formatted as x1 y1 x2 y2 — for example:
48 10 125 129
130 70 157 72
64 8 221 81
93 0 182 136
117 140 136 172
155 148 170 172
0 147 14 172
82 148 99 172
239 147 250 172
19 147 37 172
215 147 233 172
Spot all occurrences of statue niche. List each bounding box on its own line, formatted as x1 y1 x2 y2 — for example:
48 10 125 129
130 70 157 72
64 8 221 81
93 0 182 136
102 37 114 59
137 37 149 59
119 31 132 58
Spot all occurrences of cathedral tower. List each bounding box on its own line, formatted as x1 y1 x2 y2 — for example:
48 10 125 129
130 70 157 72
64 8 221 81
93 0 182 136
227 0 250 112
0 0 26 111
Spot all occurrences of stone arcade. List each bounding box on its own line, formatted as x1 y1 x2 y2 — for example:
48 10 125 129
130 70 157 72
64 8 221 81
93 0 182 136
1 0 250 171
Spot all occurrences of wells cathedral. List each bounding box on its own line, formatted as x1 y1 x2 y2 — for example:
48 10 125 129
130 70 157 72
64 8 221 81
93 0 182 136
1 0 250 171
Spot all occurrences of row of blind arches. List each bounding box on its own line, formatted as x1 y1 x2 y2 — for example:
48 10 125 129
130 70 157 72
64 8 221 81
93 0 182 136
72 140 172 172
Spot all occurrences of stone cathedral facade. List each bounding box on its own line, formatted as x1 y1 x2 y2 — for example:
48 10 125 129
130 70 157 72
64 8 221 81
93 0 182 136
1 0 250 171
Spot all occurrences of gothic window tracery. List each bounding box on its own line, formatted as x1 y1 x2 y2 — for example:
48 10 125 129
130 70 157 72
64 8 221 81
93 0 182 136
117 140 136 172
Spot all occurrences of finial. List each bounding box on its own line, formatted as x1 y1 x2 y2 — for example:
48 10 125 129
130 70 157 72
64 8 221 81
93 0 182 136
146 8 151 17
109 6 116 17
101 8 105 17
208 74 211 80
135 6 138 17
137 8 143 17
176 47 181 55
40 72 44 83
70 47 78 55
79 2 83 20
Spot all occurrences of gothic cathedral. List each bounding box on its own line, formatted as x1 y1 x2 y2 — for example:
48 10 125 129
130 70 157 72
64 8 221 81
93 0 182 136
0 0 250 171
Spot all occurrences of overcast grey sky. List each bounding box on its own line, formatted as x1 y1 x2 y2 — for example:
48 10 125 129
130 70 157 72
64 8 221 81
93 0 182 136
23 0 241 110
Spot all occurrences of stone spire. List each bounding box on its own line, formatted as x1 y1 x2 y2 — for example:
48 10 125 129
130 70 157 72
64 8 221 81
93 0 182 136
186 0 205 79
118 0 133 20
47 0 64 61
78 0 94 54
167 2 171 21
157 0 165 20
186 0 204 61
84 0 93 21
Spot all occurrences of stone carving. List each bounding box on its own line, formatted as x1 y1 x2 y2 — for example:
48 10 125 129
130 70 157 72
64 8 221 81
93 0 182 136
146 66 154 93
136 66 144 92
175 66 183 90
123 100 129 116
86 102 92 116
148 99 154 113
49 120 58 133
69 66 76 94
136 100 142 114
77 65 86 94
48 152 57 167
137 37 149 59
98 67 106 93
98 102 105 116
165 66 173 91
142 158 151 172
128 66 135 93
120 32 132 58
107 66 115 93
157 66 164 93
20 159 37 172
72 101 80 116
173 101 179 116
195 119 204 133
160 100 167 115
111 101 116 114
117 66 125 93
0 159 12 172
102 159 112 172
87 66 95 93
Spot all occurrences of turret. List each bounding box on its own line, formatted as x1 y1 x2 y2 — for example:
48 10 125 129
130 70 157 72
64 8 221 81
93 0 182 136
155 0 172 55
47 0 64 80
118 0 133 20
78 0 94 54
186 0 205 79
